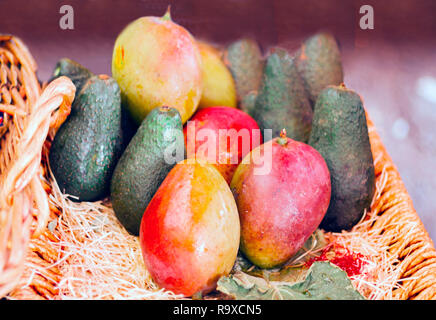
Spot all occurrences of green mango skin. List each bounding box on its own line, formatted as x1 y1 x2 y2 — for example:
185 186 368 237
50 75 123 202
111 106 184 235
51 58 94 94
224 38 264 110
295 32 344 107
250 48 312 142
309 85 375 232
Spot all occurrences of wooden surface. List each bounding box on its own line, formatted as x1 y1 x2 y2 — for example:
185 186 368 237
1 0 435 240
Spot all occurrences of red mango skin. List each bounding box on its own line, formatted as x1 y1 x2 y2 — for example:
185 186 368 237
230 137 331 269
183 106 262 184
139 160 240 297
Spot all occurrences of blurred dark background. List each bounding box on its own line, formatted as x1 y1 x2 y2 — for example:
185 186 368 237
1 0 435 239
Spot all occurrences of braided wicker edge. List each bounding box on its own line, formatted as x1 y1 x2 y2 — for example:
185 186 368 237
0 35 75 298
0 35 41 297
365 116 436 299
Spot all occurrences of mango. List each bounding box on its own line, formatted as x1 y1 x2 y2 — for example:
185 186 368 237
231 130 331 268
140 160 240 296
112 9 202 124
184 106 261 183
197 41 237 109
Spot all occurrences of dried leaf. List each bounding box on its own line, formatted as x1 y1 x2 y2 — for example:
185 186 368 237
286 229 328 265
268 265 307 282
232 229 327 282
218 262 365 300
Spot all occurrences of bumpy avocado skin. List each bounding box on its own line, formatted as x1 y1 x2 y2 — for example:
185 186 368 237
295 32 344 107
224 38 264 109
250 48 312 142
50 75 123 201
51 58 94 94
110 107 184 235
52 58 136 150
309 86 375 232
240 91 258 115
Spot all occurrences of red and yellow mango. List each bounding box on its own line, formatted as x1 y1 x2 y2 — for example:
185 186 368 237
139 160 240 297
184 106 261 184
231 131 331 268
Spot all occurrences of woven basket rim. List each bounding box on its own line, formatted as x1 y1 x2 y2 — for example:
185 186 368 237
0 35 75 298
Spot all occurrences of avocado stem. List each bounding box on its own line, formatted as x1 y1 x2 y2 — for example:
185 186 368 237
162 5 172 21
276 128 288 146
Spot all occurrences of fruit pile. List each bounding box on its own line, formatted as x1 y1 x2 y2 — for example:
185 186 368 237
48 9 375 298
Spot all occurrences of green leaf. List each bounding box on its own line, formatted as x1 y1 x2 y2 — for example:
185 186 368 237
217 262 365 300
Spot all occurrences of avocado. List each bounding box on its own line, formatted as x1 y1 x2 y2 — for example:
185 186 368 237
250 47 312 142
50 74 123 201
51 58 137 149
120 100 138 149
295 32 343 107
240 91 258 115
51 58 93 94
309 85 375 231
224 38 264 111
110 106 184 235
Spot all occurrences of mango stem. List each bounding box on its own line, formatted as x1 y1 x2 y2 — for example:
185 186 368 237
276 128 288 146
162 5 172 21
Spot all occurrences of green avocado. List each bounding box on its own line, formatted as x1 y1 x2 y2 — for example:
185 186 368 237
110 106 184 235
309 85 375 231
250 47 312 142
295 32 344 107
51 58 137 149
120 100 138 149
51 58 94 94
240 91 258 115
224 38 264 111
50 74 123 201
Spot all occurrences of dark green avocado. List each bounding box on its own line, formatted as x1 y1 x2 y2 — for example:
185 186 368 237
309 85 375 231
250 47 312 142
295 32 344 107
110 106 184 235
51 58 94 94
49 74 124 201
240 91 258 115
224 38 264 111
51 58 137 151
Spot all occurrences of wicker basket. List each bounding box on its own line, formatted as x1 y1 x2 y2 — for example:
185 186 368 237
0 35 75 298
1 35 435 300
